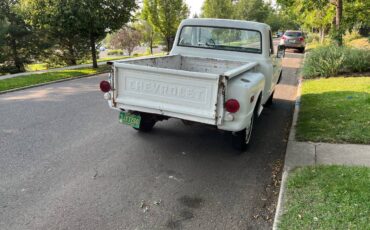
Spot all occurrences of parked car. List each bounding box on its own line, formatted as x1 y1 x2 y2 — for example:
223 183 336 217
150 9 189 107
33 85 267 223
100 19 284 150
279 30 305 53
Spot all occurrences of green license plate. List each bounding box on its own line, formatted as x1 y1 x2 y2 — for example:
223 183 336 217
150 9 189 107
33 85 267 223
119 112 141 128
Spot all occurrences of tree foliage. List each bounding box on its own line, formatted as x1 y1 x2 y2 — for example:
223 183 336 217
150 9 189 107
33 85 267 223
235 0 271 22
200 0 273 23
133 19 160 54
27 0 137 68
265 11 300 32
76 0 137 67
277 0 369 45
342 0 369 35
142 0 189 52
0 0 48 73
110 27 142 56
201 0 234 19
27 0 90 66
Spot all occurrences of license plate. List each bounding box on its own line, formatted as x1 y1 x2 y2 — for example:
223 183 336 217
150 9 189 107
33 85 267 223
119 112 141 128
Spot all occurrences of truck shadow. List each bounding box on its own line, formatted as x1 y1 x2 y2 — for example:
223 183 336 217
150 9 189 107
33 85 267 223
127 97 295 229
134 97 295 158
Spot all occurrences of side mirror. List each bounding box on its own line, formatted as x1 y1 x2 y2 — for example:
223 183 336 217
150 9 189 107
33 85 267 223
277 45 285 58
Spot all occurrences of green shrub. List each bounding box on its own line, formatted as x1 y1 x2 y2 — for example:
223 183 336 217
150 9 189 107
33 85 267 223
342 48 370 73
108 49 123 56
302 45 370 78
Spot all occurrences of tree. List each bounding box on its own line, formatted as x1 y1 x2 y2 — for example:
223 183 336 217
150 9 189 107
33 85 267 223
0 17 9 66
276 0 366 46
201 0 234 19
342 0 369 34
265 11 300 32
133 19 160 55
27 0 91 66
76 0 137 68
235 0 271 22
28 0 137 68
110 27 142 56
0 0 48 73
142 0 189 52
277 0 335 43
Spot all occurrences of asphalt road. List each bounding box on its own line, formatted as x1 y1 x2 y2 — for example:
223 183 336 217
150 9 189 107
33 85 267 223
0 51 303 230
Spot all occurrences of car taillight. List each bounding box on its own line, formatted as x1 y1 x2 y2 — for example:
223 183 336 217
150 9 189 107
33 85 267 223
299 37 304 41
282 35 287 40
100 80 111 92
225 99 240 113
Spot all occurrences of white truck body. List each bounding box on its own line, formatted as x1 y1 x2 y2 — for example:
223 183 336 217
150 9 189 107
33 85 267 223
102 19 284 149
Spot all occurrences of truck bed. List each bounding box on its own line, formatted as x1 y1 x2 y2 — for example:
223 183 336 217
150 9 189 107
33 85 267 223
124 55 246 75
111 55 257 125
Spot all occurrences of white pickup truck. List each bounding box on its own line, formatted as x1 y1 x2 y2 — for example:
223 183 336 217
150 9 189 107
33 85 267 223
100 19 284 150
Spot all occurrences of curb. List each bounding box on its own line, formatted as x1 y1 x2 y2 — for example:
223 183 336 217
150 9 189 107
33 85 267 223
272 53 306 230
0 71 109 95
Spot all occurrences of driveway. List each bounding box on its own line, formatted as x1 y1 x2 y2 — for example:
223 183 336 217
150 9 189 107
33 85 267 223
0 52 303 229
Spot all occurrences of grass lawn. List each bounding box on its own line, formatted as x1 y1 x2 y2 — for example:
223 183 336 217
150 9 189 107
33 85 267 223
25 56 129 72
24 53 165 72
0 65 109 92
279 166 370 230
296 76 370 144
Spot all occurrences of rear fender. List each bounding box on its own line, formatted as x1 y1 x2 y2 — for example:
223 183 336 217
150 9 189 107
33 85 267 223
217 72 264 132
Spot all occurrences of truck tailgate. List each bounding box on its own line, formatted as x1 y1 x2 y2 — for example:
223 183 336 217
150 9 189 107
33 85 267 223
113 63 223 125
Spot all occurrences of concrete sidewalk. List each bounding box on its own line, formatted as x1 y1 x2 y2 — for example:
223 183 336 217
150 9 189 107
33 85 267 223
285 141 370 170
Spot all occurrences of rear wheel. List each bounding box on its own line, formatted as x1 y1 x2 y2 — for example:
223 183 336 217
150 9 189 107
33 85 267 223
264 91 274 107
133 114 156 132
299 47 305 53
232 111 256 151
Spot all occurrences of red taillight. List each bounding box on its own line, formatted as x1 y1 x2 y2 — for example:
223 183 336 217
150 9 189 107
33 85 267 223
225 99 240 113
100 80 111 92
299 37 304 41
282 35 287 40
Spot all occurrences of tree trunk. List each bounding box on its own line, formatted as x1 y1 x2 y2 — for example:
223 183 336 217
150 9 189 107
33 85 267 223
150 31 154 54
166 37 172 54
90 33 98 68
150 39 153 54
10 38 25 73
335 0 343 46
319 27 325 44
68 43 77 65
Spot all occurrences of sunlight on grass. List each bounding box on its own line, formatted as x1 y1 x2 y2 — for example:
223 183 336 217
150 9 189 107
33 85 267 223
296 77 370 144
25 63 49 71
0 66 109 92
348 38 370 50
